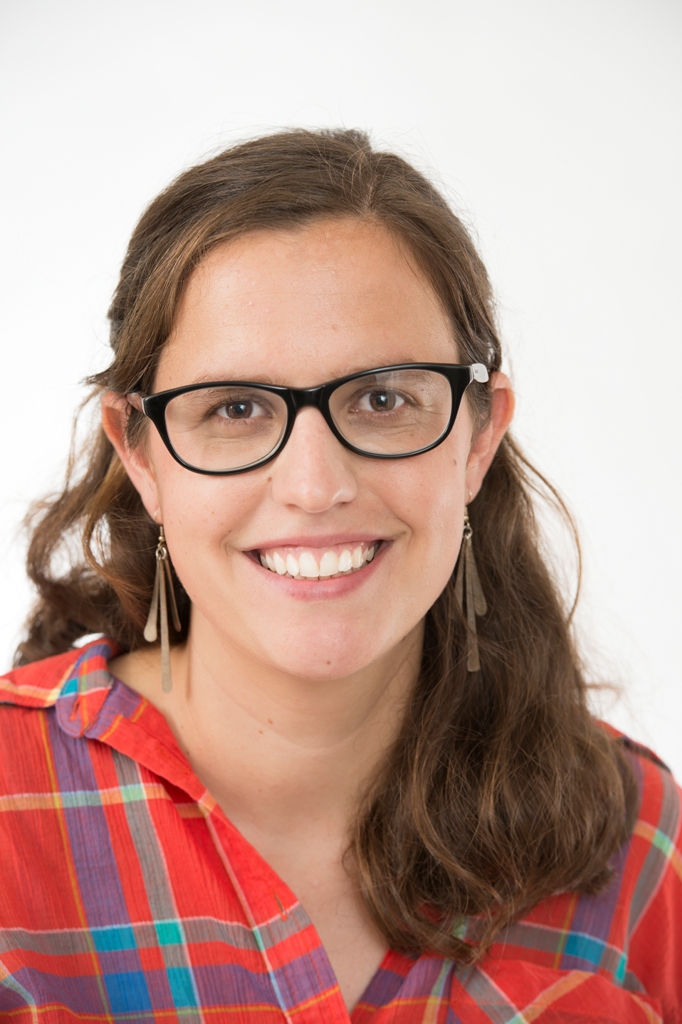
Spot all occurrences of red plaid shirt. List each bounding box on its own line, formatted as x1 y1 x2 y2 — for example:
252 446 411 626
0 639 680 1022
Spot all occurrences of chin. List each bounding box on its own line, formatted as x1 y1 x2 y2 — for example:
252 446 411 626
262 647 374 679
251 629 384 683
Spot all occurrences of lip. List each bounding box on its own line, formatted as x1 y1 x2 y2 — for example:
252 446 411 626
243 533 387 552
243 539 389 600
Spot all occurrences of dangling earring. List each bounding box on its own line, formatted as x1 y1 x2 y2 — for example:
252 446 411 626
454 507 487 672
144 525 181 693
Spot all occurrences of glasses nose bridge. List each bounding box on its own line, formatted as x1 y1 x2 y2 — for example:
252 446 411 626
284 382 339 450
288 382 329 414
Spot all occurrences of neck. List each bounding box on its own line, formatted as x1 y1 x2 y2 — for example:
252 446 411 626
126 615 423 838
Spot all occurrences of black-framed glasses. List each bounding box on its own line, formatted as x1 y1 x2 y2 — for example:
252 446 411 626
127 362 489 475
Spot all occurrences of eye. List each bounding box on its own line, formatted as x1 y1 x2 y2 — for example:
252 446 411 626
355 389 407 413
215 398 268 419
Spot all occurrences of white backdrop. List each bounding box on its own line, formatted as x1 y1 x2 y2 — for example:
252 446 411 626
1 0 680 773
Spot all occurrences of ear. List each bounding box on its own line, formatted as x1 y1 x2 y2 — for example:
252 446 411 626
465 371 515 500
101 392 161 522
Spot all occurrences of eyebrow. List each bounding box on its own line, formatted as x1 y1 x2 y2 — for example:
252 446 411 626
189 371 280 386
187 358 428 388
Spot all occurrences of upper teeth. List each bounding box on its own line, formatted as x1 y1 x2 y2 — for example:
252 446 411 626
259 543 376 579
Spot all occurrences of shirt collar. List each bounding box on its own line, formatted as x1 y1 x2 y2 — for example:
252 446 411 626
55 637 122 736
1 638 200 795
0 638 118 713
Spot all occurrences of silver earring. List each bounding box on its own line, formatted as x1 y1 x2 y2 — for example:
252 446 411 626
144 525 181 693
454 508 487 672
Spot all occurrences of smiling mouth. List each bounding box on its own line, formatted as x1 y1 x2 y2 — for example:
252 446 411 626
254 541 381 580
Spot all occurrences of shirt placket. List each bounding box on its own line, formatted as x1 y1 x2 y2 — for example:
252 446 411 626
62 654 352 1024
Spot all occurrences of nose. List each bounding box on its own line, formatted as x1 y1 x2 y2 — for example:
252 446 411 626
269 407 358 512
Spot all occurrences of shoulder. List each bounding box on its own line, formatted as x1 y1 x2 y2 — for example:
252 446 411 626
600 719 672 773
0 652 81 832
606 727 682 1015
0 648 86 789
597 720 679 844
0 639 122 752
617 732 681 928
612 728 680 865
492 727 682 1016
602 724 681 939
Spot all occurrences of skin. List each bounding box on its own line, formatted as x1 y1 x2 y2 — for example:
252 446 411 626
102 217 514 1010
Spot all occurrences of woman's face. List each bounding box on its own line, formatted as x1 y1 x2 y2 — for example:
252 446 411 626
115 218 502 681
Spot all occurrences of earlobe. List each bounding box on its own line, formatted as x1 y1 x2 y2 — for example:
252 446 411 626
101 391 161 520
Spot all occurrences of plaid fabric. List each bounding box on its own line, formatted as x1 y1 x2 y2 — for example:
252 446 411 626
0 639 680 1023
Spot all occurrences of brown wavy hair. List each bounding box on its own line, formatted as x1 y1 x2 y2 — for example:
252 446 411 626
16 128 636 961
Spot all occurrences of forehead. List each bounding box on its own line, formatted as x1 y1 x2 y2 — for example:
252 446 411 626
156 217 458 390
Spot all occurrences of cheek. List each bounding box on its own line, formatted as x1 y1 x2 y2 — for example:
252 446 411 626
152 464 261 574
376 442 466 573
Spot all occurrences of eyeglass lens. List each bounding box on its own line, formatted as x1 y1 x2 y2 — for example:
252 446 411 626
163 368 454 472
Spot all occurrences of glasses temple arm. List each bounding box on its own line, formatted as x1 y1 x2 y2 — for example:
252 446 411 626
125 393 145 412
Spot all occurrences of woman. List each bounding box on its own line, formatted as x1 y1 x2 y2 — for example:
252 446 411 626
0 129 679 1022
